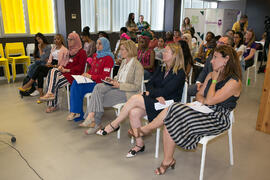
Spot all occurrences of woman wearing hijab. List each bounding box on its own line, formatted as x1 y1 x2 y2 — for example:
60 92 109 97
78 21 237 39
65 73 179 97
80 40 144 135
137 35 155 80
40 32 87 113
66 37 114 121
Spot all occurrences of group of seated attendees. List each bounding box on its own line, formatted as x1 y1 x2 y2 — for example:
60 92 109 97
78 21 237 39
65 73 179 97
17 13 254 175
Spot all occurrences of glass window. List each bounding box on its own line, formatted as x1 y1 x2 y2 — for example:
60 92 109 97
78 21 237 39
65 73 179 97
112 0 139 32
151 0 164 31
97 0 111 31
27 0 56 34
80 0 95 32
0 0 26 34
191 0 203 8
140 0 150 23
184 0 192 8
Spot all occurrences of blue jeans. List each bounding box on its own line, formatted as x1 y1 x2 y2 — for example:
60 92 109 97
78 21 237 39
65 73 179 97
27 60 46 78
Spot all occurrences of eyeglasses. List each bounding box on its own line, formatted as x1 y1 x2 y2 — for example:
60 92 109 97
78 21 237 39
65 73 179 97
67 38 74 41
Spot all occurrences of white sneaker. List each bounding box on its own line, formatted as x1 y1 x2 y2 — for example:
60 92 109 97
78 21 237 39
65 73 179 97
30 90 39 97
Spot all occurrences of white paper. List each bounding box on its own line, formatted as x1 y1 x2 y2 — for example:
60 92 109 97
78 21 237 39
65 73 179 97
186 101 214 114
154 100 174 111
72 75 93 84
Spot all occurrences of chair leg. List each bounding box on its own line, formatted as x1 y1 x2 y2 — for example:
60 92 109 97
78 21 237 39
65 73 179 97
228 128 234 166
67 85 70 111
254 66 257 83
116 108 121 139
4 61 10 83
246 68 250 86
11 62 16 83
199 143 207 180
155 128 161 158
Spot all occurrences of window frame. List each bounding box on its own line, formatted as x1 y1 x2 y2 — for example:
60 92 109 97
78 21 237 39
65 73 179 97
0 0 58 37
81 0 164 33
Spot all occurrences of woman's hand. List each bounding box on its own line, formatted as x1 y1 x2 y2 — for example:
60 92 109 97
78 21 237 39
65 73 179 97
156 97 166 105
211 68 221 81
105 77 113 82
82 73 91 79
112 81 120 88
141 91 150 96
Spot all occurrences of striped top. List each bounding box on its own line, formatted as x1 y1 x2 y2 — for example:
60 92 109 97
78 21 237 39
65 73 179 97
138 49 153 72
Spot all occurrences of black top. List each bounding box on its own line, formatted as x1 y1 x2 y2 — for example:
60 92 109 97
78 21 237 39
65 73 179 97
204 76 240 110
147 66 186 102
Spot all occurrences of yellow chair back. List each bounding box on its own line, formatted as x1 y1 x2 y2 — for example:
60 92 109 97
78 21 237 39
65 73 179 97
5 42 26 58
0 43 5 58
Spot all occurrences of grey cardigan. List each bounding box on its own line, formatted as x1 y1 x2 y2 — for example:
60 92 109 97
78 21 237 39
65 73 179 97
114 58 144 99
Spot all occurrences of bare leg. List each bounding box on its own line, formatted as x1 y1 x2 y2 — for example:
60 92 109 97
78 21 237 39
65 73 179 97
129 107 146 151
154 126 176 174
104 94 146 132
37 88 44 97
22 79 35 89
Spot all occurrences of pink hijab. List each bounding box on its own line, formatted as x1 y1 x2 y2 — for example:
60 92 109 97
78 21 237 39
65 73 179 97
68 32 82 56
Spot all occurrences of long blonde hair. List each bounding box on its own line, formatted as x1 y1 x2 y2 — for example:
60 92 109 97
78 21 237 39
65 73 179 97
163 43 185 74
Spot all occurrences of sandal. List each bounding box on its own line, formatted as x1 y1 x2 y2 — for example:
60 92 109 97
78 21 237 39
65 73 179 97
18 87 31 92
155 159 176 175
79 117 95 127
96 123 120 136
36 99 43 104
45 107 58 113
126 145 145 158
67 113 80 121
40 94 55 101
128 127 148 138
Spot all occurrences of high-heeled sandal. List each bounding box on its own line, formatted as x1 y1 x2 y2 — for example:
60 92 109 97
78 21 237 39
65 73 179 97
96 123 120 136
128 127 148 138
18 87 31 92
40 94 55 101
126 145 145 158
155 159 176 175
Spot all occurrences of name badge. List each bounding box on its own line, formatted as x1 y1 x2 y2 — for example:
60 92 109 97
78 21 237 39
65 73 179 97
69 58 73 62
104 68 110 72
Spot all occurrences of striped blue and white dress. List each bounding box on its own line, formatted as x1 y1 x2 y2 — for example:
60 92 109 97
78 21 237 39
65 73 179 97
164 77 239 150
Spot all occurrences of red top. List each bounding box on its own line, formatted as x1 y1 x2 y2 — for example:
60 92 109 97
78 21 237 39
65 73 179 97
87 53 114 83
63 49 87 83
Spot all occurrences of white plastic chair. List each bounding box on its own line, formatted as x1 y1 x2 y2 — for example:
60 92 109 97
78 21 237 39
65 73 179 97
246 50 262 86
26 43 35 62
198 111 235 180
114 81 188 158
188 66 193 85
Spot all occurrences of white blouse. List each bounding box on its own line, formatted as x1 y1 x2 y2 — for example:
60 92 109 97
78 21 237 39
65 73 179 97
118 58 134 83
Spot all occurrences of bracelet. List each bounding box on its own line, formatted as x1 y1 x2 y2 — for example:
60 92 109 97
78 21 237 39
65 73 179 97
212 80 217 84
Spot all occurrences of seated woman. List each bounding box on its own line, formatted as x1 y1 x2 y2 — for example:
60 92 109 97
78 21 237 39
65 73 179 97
40 32 87 113
195 31 215 63
154 37 165 61
234 32 246 75
67 37 114 121
27 33 51 78
80 40 144 134
137 36 155 80
19 34 69 98
81 26 96 57
96 43 186 158
243 29 256 70
128 45 242 175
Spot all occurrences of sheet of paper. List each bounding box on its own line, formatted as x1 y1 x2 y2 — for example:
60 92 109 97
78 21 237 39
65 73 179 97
72 75 93 84
154 100 174 111
186 101 214 113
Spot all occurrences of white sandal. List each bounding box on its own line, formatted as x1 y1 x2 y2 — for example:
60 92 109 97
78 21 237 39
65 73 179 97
79 117 95 128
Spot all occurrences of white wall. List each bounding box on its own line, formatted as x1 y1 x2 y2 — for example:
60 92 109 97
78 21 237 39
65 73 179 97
218 0 247 14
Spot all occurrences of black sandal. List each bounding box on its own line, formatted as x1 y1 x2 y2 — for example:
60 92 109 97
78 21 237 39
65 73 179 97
96 123 120 136
126 145 145 158
155 159 176 175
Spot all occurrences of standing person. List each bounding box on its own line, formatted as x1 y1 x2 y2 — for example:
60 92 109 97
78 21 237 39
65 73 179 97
232 15 248 33
243 29 256 70
27 33 51 78
137 36 155 80
80 40 144 134
181 17 193 33
67 37 114 121
126 13 138 42
19 34 69 99
40 32 87 113
136 15 150 32
128 45 242 175
81 26 96 57
96 43 186 158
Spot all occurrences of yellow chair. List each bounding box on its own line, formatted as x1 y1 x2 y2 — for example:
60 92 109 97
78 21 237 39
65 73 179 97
0 43 10 83
5 42 31 82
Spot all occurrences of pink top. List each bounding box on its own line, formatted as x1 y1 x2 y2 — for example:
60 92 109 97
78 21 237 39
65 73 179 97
48 45 69 66
138 49 154 72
